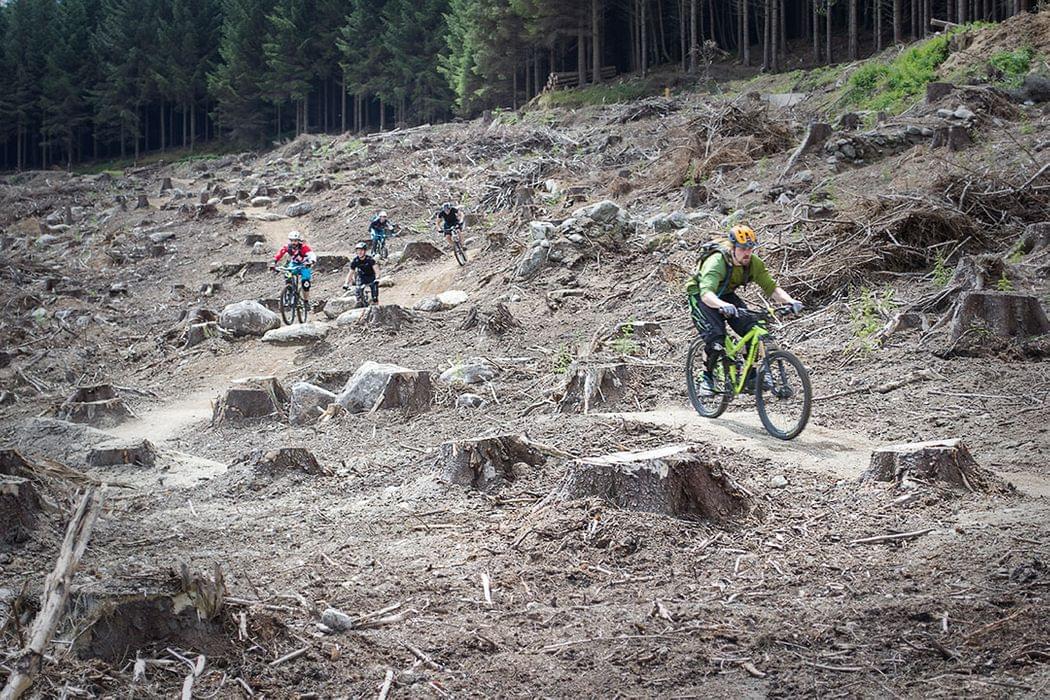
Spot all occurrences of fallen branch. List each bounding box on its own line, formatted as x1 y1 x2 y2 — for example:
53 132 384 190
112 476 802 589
850 528 934 546
815 369 937 402
1 488 106 700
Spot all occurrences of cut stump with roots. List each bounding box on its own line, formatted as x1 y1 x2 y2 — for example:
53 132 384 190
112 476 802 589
434 434 546 491
0 475 42 544
557 362 633 414
87 439 159 468
212 378 288 424
947 291 1049 352
460 302 519 337
56 385 134 428
558 444 754 522
865 439 991 491
233 448 328 476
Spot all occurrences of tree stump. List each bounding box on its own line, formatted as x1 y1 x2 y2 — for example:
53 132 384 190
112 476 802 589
557 362 633 414
838 112 861 130
865 439 988 490
362 304 410 331
1020 222 1049 257
434 435 546 491
87 439 159 468
948 291 1049 343
244 232 265 246
559 445 754 522
781 122 832 177
134 193 150 209
459 302 519 336
926 82 954 103
159 177 173 193
949 254 1006 292
57 385 134 427
234 447 328 476
931 125 971 151
371 371 433 414
184 321 223 349
335 362 433 414
212 378 288 424
682 184 708 209
399 241 443 263
0 475 41 544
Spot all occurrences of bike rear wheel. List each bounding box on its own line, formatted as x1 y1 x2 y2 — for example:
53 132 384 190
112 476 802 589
685 337 732 418
755 350 812 440
279 283 297 325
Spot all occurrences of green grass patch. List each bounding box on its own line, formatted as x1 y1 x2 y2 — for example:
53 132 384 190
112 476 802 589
536 76 665 109
843 23 991 113
988 46 1036 88
73 142 241 175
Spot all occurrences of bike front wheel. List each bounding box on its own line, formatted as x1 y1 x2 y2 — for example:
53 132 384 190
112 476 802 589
296 287 309 323
453 241 467 266
279 283 297 325
685 337 732 418
755 350 812 440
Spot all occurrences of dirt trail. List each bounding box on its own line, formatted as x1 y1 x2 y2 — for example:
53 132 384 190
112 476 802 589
601 406 872 480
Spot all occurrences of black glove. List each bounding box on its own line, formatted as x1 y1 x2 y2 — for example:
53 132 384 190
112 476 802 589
720 305 739 318
342 284 349 291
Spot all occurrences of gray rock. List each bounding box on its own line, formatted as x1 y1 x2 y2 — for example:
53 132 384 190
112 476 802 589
514 244 549 280
249 196 273 207
324 296 363 319
335 361 430 413
219 300 281 337
413 297 444 312
261 322 329 345
252 241 268 255
840 143 857 159
148 230 176 243
289 382 336 425
439 362 497 385
321 608 354 632
335 308 367 326
647 211 689 232
437 290 468 308
456 393 486 409
791 170 814 184
572 199 622 224
953 106 975 121
567 233 587 245
776 192 793 205
936 108 954 118
769 474 789 488
285 201 314 217
528 221 555 241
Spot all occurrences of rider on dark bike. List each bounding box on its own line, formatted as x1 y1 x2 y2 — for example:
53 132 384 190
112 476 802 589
434 202 464 250
343 242 380 306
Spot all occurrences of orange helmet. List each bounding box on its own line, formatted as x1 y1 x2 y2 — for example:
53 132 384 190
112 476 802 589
729 224 758 249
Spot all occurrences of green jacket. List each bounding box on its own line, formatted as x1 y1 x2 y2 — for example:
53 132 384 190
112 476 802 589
685 248 777 298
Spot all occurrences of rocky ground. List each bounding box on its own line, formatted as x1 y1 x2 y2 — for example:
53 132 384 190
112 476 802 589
2 18 1049 699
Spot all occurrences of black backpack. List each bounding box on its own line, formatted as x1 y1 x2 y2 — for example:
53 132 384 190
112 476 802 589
696 240 749 296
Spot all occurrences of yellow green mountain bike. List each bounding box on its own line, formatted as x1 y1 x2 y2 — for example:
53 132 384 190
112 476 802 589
685 305 812 440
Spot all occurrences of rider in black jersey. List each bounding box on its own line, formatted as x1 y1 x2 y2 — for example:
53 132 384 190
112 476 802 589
434 202 464 250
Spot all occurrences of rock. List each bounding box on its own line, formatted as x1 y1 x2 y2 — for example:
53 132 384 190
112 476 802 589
557 362 634 414
219 300 281 337
791 169 814 184
413 297 445 312
250 196 273 207
433 434 545 491
865 439 990 490
456 393 486 409
647 211 689 232
1008 74 1050 104
212 378 288 423
439 362 497 385
321 608 354 632
953 105 975 121
57 385 134 428
399 241 443 263
285 201 314 217
148 230 176 243
335 309 368 326
335 362 432 414
528 221 555 241
558 444 754 522
262 322 329 345
840 143 857 159
324 296 362 319
769 474 789 489
288 383 337 425
437 290 468 309
307 178 331 193
252 242 268 255
567 233 587 245
573 199 622 224
87 439 159 468
947 291 1049 344
761 92 806 108
936 108 955 118
514 244 549 280
229 210 248 223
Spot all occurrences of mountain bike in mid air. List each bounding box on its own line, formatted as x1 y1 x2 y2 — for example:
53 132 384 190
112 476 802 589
685 305 812 440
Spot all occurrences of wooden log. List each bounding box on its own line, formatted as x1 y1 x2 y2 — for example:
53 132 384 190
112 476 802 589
864 439 987 490
558 444 754 522
1 488 105 700
434 434 546 491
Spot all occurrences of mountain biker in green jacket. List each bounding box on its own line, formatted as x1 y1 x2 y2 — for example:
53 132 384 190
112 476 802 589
685 224 802 394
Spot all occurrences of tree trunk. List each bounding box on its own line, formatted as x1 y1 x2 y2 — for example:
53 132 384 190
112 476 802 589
592 0 602 83
341 76 347 132
679 0 687 71
577 30 586 85
848 0 857 60
742 0 750 65
657 0 669 63
641 0 649 75
957 0 966 23
825 0 833 64
379 97 385 131
779 0 786 64
763 0 771 68
689 0 698 71
812 0 820 61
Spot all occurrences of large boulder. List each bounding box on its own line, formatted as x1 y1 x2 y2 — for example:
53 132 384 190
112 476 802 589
324 296 362 319
573 200 623 224
261 322 330 345
646 211 689 232
514 242 549 280
400 241 443 263
335 361 432 414
219 300 281 337
285 201 314 217
439 361 497 385
289 382 336 425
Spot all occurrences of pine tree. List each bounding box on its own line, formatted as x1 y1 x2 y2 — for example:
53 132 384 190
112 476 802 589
208 0 276 144
3 0 56 169
264 0 318 135
41 0 100 168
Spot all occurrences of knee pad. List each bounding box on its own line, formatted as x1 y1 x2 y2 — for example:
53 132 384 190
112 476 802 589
301 279 311 290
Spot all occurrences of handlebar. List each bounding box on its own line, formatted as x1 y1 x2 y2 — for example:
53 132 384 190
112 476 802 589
735 305 800 321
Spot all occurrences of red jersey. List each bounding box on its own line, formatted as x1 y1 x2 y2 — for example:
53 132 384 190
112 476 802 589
274 242 313 264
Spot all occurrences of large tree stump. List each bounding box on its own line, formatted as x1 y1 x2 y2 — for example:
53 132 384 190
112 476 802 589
948 291 1049 342
56 385 134 428
399 241 443 263
557 362 633 414
0 475 41 544
781 122 832 177
434 434 546 491
335 362 432 414
864 439 988 490
371 371 433 414
931 125 971 151
362 304 410 331
212 378 288 424
87 439 159 468
234 448 328 476
459 302 519 336
559 445 754 522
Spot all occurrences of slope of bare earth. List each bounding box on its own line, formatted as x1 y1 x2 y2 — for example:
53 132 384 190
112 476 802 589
1 26 1049 698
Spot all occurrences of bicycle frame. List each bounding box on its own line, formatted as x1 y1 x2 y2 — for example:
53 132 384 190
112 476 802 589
721 322 770 395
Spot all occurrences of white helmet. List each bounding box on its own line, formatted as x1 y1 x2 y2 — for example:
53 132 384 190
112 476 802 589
287 230 303 242
377 210 387 218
